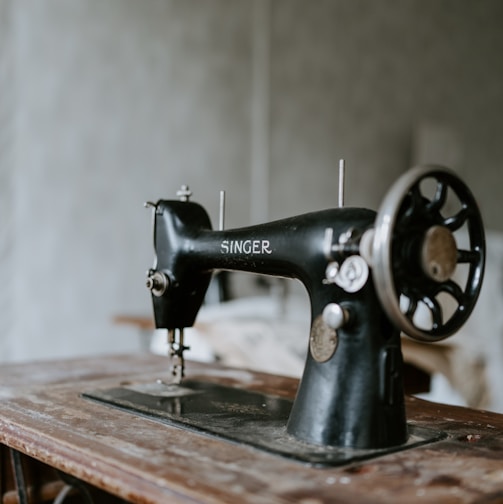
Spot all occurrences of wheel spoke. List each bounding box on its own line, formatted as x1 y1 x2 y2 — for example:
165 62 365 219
457 248 480 264
404 296 418 320
403 184 424 220
438 280 467 307
427 180 448 211
443 206 470 231
423 296 443 330
409 184 424 212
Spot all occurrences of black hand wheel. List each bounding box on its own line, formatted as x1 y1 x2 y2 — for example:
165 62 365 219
372 165 485 342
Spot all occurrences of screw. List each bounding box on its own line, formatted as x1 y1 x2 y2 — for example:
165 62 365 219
325 262 340 284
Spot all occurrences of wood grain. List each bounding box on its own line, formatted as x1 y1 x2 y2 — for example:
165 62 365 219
1 354 502 503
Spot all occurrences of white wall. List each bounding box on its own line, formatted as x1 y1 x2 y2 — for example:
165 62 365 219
1 0 503 362
268 0 503 218
5 0 253 361
0 0 15 359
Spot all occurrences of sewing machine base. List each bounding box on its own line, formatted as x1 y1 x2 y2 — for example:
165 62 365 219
83 381 446 467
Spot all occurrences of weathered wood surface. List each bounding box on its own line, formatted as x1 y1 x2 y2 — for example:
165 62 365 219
1 354 503 503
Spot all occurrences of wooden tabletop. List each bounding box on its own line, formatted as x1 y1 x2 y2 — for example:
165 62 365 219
1 354 503 503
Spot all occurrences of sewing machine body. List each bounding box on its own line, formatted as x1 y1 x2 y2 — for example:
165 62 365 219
86 165 485 465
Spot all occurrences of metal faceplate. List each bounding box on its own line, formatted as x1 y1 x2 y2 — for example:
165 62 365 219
83 381 445 467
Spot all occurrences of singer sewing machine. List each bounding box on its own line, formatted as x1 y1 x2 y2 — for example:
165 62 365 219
85 164 485 466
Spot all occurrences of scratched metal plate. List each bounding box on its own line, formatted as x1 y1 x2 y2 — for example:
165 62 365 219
83 381 446 467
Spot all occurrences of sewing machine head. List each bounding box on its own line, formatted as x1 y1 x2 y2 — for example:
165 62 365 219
144 165 485 454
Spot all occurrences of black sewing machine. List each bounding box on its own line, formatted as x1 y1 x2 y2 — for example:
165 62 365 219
85 164 485 466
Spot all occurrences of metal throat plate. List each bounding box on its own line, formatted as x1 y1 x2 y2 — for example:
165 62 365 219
83 380 445 467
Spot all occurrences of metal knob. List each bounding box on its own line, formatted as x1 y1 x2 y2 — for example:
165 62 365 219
325 262 340 283
176 185 192 201
146 270 169 297
322 303 349 330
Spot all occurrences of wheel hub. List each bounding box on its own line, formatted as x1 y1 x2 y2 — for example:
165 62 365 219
420 225 458 283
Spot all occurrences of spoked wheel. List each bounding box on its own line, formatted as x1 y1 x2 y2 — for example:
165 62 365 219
372 165 485 342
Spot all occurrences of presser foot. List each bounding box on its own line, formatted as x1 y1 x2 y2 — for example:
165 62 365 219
166 328 189 384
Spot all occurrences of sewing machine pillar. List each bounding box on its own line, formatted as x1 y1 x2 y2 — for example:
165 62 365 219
287 283 408 448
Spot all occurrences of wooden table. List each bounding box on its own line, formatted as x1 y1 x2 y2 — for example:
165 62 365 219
1 354 503 503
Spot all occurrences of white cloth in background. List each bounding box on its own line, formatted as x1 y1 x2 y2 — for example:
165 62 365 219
404 230 503 412
151 295 309 377
442 230 503 412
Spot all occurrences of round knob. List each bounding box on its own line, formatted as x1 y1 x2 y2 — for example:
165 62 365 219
146 270 169 296
322 303 349 330
333 255 369 293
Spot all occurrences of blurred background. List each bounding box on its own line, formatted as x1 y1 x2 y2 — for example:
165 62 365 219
1 0 503 408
